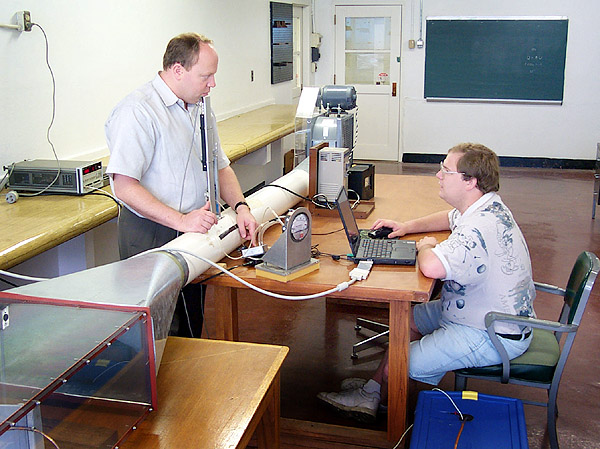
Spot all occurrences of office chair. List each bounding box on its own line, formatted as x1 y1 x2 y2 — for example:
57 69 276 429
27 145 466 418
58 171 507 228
454 251 600 449
351 318 388 359
593 143 600 219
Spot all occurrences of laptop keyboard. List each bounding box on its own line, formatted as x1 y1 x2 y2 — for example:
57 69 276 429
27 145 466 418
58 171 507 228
359 238 395 258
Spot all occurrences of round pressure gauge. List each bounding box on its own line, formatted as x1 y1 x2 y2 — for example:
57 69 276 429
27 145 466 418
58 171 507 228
289 211 310 242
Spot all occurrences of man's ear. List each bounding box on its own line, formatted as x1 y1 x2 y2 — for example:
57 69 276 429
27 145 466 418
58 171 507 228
171 63 185 80
463 176 479 191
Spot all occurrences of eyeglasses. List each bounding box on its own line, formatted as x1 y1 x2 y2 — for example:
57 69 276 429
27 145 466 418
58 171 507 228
439 161 465 176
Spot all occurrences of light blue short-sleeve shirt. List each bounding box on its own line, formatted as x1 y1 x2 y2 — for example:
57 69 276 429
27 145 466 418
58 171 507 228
105 74 230 216
431 192 536 334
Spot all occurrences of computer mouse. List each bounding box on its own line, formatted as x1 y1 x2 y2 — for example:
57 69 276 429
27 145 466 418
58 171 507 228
368 226 394 239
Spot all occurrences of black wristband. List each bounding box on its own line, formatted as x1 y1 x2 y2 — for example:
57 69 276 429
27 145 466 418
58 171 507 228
234 201 248 213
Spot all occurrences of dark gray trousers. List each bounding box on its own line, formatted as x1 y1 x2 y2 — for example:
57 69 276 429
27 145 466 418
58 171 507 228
118 206 205 338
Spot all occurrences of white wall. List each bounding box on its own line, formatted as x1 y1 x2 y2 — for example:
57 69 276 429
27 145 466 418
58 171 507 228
314 0 600 161
0 0 309 170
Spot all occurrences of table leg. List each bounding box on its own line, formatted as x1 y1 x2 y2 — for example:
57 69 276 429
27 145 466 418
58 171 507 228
210 285 239 341
255 373 281 449
387 301 410 442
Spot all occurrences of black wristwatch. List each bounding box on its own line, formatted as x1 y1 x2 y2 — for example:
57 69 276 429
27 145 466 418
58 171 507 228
234 201 249 213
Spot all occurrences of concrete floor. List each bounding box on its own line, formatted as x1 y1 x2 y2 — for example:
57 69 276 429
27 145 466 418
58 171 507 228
204 162 600 448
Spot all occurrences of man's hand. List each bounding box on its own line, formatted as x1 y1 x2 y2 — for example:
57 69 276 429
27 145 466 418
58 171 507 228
178 202 218 233
371 219 405 238
416 236 438 251
235 205 258 245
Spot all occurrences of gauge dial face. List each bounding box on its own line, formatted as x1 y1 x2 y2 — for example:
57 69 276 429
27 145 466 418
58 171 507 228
289 212 309 242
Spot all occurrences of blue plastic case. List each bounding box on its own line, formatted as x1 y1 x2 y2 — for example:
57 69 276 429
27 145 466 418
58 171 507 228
410 390 529 449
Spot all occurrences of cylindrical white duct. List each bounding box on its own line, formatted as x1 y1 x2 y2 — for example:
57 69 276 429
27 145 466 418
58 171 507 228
161 162 309 284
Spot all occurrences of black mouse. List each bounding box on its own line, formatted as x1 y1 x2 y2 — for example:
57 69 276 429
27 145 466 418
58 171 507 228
368 226 394 239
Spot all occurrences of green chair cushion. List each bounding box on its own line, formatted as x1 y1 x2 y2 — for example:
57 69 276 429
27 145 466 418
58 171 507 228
455 328 561 384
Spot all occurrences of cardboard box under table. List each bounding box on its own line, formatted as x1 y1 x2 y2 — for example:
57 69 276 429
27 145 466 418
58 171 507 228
409 390 529 449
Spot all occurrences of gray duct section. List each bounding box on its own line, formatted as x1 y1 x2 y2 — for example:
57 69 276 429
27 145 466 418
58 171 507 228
7 160 309 369
7 251 189 367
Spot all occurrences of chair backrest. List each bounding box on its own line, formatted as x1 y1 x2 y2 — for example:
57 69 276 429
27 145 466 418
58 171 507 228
559 251 600 328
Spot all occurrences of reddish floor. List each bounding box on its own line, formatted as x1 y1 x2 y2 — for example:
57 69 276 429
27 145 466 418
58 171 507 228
204 162 600 449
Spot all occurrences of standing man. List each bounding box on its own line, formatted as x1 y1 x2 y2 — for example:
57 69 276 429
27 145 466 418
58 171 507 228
105 33 257 337
318 143 535 422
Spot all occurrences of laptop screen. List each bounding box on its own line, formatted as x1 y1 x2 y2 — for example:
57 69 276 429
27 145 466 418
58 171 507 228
335 187 360 255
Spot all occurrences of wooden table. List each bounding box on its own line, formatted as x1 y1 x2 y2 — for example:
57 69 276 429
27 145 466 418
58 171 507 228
120 337 288 449
200 174 450 444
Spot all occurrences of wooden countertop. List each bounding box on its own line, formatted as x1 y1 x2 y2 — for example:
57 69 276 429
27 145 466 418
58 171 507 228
218 104 296 162
0 104 297 271
0 187 119 270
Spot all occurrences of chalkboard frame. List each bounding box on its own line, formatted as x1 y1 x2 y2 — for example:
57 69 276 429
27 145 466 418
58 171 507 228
424 17 569 104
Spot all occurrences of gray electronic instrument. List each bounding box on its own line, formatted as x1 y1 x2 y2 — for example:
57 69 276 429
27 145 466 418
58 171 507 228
256 207 319 279
7 160 103 195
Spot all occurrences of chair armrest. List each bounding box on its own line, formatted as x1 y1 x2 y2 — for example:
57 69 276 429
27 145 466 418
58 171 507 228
484 311 578 383
484 312 577 334
534 281 566 296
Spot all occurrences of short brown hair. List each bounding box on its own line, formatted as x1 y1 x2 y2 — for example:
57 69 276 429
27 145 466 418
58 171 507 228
163 32 213 70
449 143 500 193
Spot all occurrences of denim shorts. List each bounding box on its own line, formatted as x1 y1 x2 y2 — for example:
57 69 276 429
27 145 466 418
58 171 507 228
409 300 531 385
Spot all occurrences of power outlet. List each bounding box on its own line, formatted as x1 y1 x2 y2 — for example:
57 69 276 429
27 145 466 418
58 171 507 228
1 305 9 330
16 10 32 32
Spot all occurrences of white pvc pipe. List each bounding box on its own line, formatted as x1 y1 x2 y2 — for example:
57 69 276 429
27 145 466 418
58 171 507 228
161 165 309 284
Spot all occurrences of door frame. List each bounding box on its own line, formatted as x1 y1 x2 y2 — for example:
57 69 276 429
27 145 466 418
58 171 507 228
333 2 403 161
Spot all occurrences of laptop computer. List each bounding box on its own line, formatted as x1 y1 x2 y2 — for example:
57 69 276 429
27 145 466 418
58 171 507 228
335 186 417 265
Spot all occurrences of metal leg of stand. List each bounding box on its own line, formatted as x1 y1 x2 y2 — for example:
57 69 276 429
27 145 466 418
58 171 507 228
352 318 389 359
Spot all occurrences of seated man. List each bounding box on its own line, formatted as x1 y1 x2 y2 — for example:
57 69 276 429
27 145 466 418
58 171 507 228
318 143 536 422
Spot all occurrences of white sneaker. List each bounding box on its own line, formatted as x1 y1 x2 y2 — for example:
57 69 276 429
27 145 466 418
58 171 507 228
317 387 380 423
340 377 367 391
340 378 387 414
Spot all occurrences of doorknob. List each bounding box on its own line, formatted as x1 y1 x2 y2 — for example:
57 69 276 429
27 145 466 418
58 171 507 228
392 82 397 97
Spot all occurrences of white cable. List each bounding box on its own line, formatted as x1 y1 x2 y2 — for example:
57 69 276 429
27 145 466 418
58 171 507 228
392 423 413 449
0 269 48 282
0 23 20 31
432 387 464 421
139 248 356 301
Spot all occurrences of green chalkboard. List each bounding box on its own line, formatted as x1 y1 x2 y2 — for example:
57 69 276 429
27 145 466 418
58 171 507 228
424 18 568 103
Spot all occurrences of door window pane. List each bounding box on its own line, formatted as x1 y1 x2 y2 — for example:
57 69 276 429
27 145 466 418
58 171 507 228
345 53 390 85
345 16 391 85
345 17 391 50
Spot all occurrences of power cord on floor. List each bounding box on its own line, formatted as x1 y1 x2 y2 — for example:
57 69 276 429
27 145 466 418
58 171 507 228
392 423 413 449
